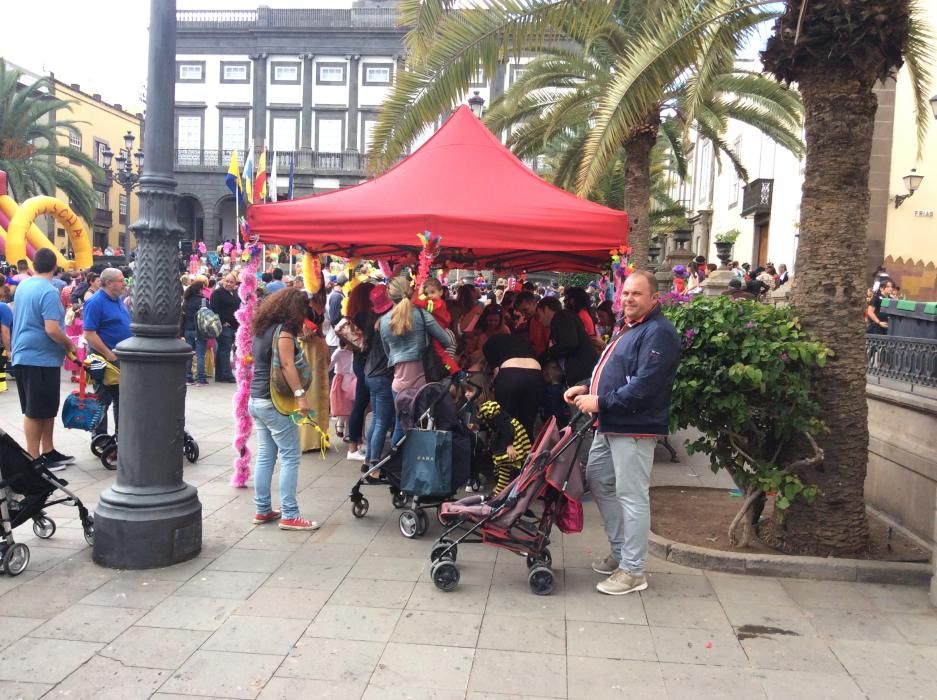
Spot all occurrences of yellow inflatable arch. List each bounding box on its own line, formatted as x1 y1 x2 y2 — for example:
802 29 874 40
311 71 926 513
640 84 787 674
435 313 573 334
0 195 93 271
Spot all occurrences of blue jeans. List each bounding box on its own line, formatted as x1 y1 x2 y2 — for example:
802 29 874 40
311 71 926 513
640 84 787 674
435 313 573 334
585 434 656 574
215 326 236 381
365 374 395 463
184 330 207 382
248 397 300 519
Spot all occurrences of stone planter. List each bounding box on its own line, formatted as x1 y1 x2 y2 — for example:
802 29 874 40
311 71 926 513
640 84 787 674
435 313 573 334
714 241 734 268
673 227 692 250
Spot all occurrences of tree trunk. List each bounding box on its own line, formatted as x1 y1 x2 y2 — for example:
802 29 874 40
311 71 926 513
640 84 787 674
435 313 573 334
762 66 873 557
622 113 660 271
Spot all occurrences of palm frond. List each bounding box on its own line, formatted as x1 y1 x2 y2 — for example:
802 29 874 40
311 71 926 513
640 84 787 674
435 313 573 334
905 0 935 159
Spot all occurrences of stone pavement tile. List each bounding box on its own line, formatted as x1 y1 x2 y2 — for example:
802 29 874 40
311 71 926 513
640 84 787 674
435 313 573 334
467 694 556 700
754 670 866 699
79 577 182 609
661 663 767 699
137 595 241 631
15 545 76 572
0 681 53 699
894 612 937 645
567 656 667 699
0 569 39 596
372 642 475 692
779 580 877 611
234 527 312 551
477 615 566 655
100 626 210 670
31 555 116 590
162 649 284 699
643 595 732 632
644 556 707 575
740 636 846 674
564 568 647 625
566 620 656 661
650 626 749 667
315 523 384 546
151 695 216 700
366 688 465 700
853 675 937 699
203 614 309 654
330 577 416 609
0 583 89 619
115 556 211 582
44 654 169 700
267 562 350 592
31 604 146 643
706 572 797 607
468 648 564 698
406 582 490 615
391 609 482 648
829 639 937 680
307 604 401 643
258 676 367 699
720 601 819 638
642 572 717 599
857 583 934 613
349 554 428 582
175 569 270 600
0 616 44 651
804 606 906 643
290 540 366 565
485 579 566 619
0 637 101 684
236 585 331 619
365 534 440 560
207 547 292 574
278 637 384 682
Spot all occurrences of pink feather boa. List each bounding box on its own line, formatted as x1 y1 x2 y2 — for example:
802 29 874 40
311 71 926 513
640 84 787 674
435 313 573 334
230 246 262 487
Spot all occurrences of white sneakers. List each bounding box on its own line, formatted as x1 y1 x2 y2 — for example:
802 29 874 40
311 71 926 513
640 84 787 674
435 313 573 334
346 448 366 461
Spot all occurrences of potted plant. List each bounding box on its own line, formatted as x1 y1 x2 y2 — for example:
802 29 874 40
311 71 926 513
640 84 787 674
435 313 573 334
672 223 692 250
713 229 740 267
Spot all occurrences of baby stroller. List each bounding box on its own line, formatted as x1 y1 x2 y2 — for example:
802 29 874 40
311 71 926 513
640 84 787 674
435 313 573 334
349 377 473 538
0 428 94 576
429 412 593 595
74 355 200 469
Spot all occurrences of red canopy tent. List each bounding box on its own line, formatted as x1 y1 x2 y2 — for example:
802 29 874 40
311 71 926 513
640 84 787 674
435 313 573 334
247 106 629 271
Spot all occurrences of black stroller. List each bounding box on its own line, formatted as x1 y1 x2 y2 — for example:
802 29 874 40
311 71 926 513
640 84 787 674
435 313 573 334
0 428 94 576
349 378 474 538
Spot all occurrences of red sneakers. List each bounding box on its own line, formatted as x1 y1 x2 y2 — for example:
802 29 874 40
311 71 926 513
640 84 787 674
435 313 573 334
278 517 320 531
253 510 281 524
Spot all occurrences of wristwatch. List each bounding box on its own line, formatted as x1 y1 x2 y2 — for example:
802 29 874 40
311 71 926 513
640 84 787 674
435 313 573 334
293 388 304 398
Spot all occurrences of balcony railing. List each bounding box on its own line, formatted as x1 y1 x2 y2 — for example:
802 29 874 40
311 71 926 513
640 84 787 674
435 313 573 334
866 334 937 388
174 148 377 174
741 178 773 217
177 7 400 30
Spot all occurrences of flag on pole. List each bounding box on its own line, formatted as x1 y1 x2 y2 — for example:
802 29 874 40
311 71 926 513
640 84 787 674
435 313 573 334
287 153 295 200
254 147 268 203
243 142 255 205
225 150 245 208
270 150 278 202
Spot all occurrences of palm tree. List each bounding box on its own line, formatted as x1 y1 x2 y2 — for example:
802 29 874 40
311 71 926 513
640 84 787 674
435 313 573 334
0 59 102 228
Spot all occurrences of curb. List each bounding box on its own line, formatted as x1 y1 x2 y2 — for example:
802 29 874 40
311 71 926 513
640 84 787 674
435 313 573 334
648 531 933 586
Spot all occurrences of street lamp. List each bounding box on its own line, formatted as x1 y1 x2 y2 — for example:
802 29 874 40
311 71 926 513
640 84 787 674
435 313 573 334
102 130 144 193
468 90 485 118
930 94 937 120
894 168 924 209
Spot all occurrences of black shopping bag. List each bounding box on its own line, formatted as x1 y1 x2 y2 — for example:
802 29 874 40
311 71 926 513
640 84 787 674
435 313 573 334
401 429 452 497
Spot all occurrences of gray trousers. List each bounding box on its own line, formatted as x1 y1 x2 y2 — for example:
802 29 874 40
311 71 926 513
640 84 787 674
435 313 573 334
585 433 656 573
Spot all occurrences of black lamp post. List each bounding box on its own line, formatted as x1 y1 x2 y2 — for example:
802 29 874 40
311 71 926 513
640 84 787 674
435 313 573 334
102 131 143 250
93 0 202 569
468 91 485 118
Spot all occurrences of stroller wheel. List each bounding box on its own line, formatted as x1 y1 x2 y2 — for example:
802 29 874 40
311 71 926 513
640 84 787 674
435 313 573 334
100 444 118 470
83 515 94 547
430 539 457 563
2 543 30 576
528 565 554 596
90 433 116 457
32 516 56 540
526 548 552 569
416 509 429 537
399 510 419 539
184 435 200 464
352 497 369 518
431 559 460 592
391 492 408 509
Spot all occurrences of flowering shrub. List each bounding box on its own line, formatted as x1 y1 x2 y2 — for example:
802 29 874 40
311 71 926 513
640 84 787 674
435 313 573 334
662 295 831 545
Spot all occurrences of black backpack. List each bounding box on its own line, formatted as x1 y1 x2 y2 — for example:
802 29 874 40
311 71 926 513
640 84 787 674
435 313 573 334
70 281 90 305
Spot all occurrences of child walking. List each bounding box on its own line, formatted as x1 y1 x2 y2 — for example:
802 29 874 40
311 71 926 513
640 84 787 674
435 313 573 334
329 346 356 442
477 400 532 495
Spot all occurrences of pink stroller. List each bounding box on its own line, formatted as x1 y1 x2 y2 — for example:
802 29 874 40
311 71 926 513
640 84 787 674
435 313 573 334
431 413 593 595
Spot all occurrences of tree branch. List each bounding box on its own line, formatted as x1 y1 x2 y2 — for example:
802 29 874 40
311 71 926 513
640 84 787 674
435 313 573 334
782 431 824 475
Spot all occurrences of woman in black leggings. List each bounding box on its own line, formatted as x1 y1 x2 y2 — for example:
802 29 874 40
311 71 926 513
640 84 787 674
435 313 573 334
482 334 543 440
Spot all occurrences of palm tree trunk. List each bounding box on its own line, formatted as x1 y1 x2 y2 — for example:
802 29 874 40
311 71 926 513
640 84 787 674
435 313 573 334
761 66 873 556
622 113 660 270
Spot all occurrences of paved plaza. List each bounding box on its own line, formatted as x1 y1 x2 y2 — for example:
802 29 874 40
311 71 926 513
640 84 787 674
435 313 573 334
1 380 936 699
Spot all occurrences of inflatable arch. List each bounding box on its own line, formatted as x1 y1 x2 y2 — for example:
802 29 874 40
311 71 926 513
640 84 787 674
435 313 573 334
0 195 93 270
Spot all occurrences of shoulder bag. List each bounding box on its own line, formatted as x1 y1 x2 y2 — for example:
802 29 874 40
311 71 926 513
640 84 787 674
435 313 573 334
270 324 313 415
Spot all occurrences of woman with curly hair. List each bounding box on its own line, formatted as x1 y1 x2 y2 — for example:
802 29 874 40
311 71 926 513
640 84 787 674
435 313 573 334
248 287 321 531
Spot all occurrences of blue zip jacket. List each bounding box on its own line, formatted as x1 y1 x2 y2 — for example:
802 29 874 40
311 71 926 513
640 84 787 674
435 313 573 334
581 304 681 436
379 307 451 367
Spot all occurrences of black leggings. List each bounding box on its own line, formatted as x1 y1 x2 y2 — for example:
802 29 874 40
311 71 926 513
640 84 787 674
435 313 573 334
347 353 370 444
493 367 543 440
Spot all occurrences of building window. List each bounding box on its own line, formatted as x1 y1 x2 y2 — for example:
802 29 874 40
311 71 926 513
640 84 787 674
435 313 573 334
93 227 108 250
176 114 203 164
119 193 128 216
94 189 107 211
271 62 301 84
272 116 298 152
57 228 66 239
93 139 109 167
697 140 713 206
220 61 250 84
316 117 344 153
509 64 526 85
68 131 82 151
729 136 742 207
316 63 346 85
220 115 247 156
362 64 393 86
470 68 486 88
176 61 206 83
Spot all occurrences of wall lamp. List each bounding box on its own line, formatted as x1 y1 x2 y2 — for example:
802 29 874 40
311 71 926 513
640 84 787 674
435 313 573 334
894 169 923 209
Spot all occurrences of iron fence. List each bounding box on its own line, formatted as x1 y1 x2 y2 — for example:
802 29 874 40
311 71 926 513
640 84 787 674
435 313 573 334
866 334 937 388
174 149 373 173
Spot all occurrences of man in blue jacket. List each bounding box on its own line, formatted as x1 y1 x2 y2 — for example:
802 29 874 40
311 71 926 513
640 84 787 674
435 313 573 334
564 270 680 596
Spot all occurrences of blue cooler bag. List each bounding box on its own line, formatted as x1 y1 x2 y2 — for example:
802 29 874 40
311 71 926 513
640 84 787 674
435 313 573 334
62 372 105 432
401 429 452 497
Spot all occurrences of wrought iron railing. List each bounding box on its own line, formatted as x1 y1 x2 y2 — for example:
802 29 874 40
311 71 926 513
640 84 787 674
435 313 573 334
866 334 937 388
177 8 400 30
741 178 773 217
174 148 373 173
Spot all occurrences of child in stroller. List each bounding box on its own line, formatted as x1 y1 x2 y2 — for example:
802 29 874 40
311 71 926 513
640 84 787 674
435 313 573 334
0 428 94 576
475 400 532 494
